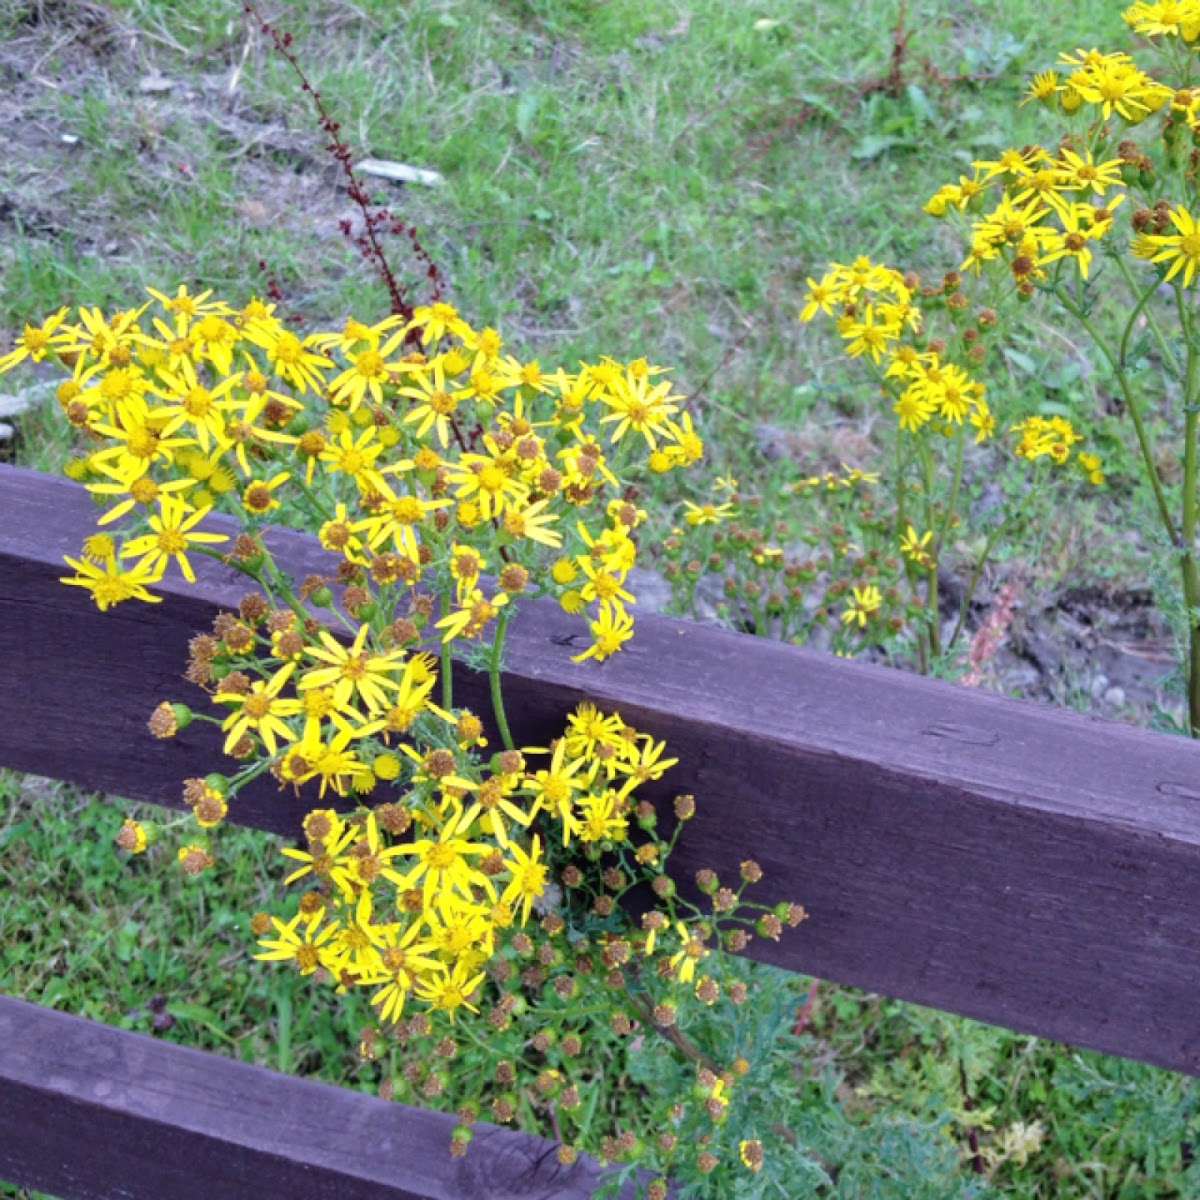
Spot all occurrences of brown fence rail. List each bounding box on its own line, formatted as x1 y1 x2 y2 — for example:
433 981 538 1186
0 996 629 1200
3 463 1200 1195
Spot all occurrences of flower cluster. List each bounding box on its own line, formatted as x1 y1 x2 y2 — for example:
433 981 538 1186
665 471 920 651
1 289 700 664
2 284 813 1189
801 259 995 441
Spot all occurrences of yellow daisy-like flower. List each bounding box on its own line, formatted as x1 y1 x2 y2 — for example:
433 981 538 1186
0 306 72 373
900 524 935 569
1143 204 1200 287
841 585 882 628
120 496 228 585
60 553 163 611
668 921 709 984
215 665 303 756
571 602 634 663
499 834 549 925
300 624 408 713
365 920 442 1023
254 911 340 976
1020 70 1059 107
598 373 681 450
682 500 734 526
414 958 487 1022
329 329 406 410
391 803 496 907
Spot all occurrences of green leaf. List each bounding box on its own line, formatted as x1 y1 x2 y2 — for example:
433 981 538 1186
516 90 540 141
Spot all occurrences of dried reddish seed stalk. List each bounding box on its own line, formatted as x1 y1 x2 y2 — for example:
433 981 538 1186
242 1 443 322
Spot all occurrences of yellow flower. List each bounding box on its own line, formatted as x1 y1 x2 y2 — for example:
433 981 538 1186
215 666 303 756
524 739 591 840
120 496 229 584
444 450 528 520
900 525 935 569
243 325 331 393
415 959 487 1022
300 624 408 713
598 372 681 450
398 359 463 447
739 1139 764 1172
502 498 562 547
1143 204 1200 287
408 300 467 346
668 921 708 984
572 603 634 663
319 425 390 494
435 587 510 643
390 803 496 906
366 921 442 1023
1020 70 1059 107
841 585 882 628
840 305 900 364
799 273 839 321
682 500 734 526
61 554 163 611
0 306 72 373
255 911 340 975
329 329 406 410
500 835 549 925
1123 0 1200 42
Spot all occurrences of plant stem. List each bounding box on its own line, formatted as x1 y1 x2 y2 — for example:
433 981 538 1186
439 588 453 711
919 440 941 661
1053 285 1178 544
625 988 720 1074
1116 257 1181 378
489 606 515 751
291 473 333 524
946 517 1008 655
1176 286 1200 736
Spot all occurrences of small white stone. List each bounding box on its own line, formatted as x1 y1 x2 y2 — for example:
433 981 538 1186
355 158 444 187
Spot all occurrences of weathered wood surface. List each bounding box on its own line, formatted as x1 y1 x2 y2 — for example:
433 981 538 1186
4 464 1200 1076
0 996 634 1200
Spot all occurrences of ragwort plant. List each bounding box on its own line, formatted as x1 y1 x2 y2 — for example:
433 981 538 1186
671 260 1100 672
817 0 1200 732
0 292 808 1196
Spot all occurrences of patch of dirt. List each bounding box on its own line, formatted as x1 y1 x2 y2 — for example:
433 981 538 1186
979 579 1181 725
0 3 380 315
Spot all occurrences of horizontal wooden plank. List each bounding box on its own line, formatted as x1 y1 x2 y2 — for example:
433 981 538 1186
3 464 1200 1075
0 996 635 1200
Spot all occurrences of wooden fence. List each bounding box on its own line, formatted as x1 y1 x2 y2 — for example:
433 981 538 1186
2 463 1199 1198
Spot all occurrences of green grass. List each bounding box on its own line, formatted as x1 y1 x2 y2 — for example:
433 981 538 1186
2 0 1199 1196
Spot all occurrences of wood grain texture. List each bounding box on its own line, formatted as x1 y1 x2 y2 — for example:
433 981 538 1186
0 996 636 1200
4 464 1200 1075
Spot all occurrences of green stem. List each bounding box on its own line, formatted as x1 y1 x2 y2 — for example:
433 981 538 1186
624 987 719 1074
894 434 928 673
291 473 334 524
1052 285 1179 545
439 588 453 712
1116 260 1180 378
918 440 941 662
936 422 966 557
1176 286 1200 736
489 606 515 752
946 517 1008 655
